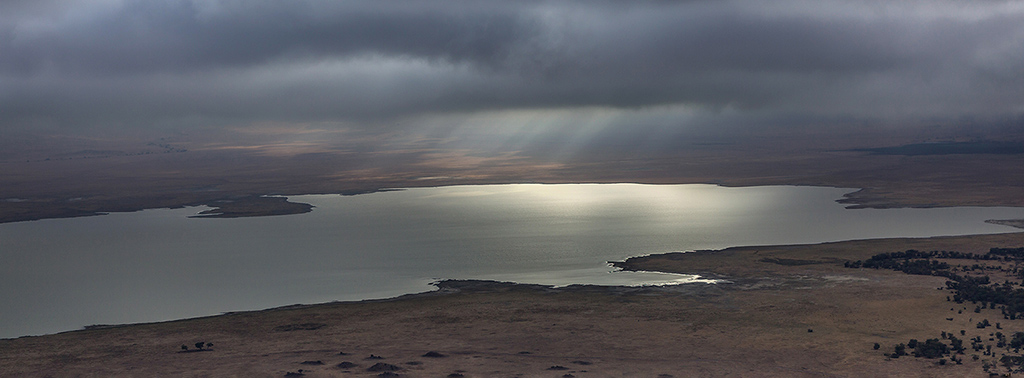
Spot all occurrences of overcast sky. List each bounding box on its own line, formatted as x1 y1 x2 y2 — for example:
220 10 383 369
2 0 1023 139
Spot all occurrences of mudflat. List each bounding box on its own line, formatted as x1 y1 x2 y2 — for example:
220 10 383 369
3 232 1024 377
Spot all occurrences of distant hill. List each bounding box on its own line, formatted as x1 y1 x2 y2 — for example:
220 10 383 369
855 141 1024 155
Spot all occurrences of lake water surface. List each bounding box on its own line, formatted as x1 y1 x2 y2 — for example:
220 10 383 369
3 184 1024 338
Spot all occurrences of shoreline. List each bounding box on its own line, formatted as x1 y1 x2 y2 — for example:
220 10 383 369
3 181 1020 225
6 230 1021 341
5 184 1024 341
5 232 1024 376
4 183 1024 342
15 277 726 341
8 182 1024 226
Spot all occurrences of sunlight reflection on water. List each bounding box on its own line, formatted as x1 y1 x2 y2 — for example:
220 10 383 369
2 183 1024 338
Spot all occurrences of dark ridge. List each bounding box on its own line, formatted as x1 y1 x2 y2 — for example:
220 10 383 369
272 323 326 332
759 257 823 266
339 188 405 196
853 141 1024 156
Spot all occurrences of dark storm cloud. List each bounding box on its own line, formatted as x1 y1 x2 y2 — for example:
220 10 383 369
1 0 1022 130
1 1 526 75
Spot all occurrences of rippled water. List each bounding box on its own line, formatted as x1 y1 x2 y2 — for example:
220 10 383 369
2 184 1024 338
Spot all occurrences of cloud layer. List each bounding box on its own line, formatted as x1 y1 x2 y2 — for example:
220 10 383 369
2 0 1023 132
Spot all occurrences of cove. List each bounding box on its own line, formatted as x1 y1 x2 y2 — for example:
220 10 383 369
2 183 1024 338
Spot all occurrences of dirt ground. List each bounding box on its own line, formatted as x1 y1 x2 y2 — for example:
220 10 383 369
4 232 1024 377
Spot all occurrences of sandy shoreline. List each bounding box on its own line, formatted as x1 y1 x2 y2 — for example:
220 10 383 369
4 232 1024 377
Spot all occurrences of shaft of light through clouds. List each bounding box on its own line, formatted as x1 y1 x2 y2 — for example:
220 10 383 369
1 0 1022 136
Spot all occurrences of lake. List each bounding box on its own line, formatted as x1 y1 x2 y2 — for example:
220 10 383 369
2 184 1024 338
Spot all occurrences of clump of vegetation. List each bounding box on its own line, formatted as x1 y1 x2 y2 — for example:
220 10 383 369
851 247 1024 373
367 362 401 372
178 341 213 353
915 338 950 358
848 248 1024 320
